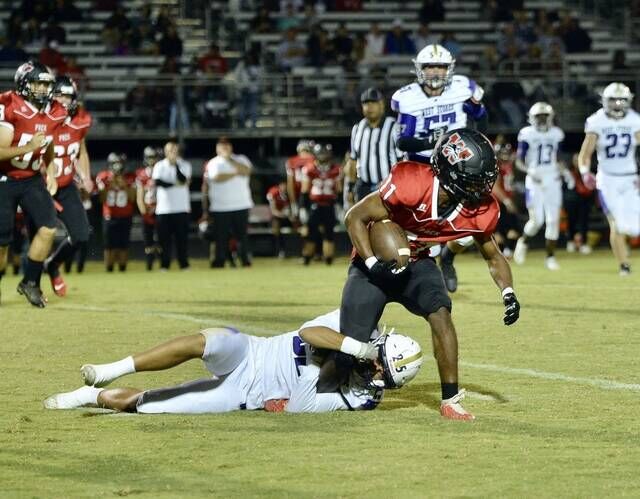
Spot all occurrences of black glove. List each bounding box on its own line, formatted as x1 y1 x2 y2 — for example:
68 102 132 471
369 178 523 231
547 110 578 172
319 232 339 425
368 259 407 281
503 292 520 325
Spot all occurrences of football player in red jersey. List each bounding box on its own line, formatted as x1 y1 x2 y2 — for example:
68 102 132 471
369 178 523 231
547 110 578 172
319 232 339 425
318 129 521 421
41 75 93 297
299 143 342 265
0 61 67 307
96 153 136 272
285 139 315 221
135 146 159 270
492 141 521 258
266 179 291 258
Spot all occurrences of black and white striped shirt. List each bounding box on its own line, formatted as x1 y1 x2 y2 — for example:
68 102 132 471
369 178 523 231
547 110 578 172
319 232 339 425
350 116 401 184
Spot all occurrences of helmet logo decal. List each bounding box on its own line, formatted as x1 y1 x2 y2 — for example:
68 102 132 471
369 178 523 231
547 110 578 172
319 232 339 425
442 132 474 165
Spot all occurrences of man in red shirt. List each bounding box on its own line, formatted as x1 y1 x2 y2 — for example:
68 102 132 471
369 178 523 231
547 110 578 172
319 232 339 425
135 146 159 271
96 153 136 272
318 129 521 421
0 61 67 307
43 75 93 297
266 179 290 258
299 143 342 265
197 43 228 75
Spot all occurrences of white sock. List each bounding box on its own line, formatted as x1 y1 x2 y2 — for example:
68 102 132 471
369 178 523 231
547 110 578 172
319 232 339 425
95 356 136 384
45 386 103 409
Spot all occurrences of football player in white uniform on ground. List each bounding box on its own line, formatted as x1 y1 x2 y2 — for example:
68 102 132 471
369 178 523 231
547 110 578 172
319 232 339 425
44 310 424 414
513 102 570 270
390 44 488 292
578 83 640 276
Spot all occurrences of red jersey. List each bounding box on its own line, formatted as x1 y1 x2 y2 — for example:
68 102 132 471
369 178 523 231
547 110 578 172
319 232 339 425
495 159 515 199
304 163 341 206
0 91 67 179
286 154 315 198
266 184 289 214
54 107 92 188
378 161 500 259
135 166 156 225
95 170 136 219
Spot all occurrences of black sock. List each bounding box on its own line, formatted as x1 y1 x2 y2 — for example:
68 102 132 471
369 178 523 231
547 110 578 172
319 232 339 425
48 238 75 277
145 252 154 271
106 264 114 272
118 263 127 272
303 255 311 265
0 269 5 282
23 258 44 285
442 382 459 400
12 264 20 275
440 245 455 264
505 238 517 251
325 257 333 265
76 242 87 273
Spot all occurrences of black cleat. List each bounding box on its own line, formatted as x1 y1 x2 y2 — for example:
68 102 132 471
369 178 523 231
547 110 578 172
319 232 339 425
17 280 47 308
440 260 458 293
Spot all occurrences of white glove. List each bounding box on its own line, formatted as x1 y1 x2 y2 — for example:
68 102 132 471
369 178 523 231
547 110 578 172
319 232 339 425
562 169 576 190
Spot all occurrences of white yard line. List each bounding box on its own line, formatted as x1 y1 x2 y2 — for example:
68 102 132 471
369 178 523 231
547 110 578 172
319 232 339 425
58 304 640 393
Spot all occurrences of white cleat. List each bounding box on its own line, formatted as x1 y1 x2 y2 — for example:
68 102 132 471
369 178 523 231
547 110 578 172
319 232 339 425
545 256 560 271
513 238 527 265
44 386 99 409
81 364 114 387
566 241 576 253
579 245 592 255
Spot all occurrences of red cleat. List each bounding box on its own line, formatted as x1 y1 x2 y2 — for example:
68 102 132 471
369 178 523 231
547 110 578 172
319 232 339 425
50 274 67 297
440 389 475 421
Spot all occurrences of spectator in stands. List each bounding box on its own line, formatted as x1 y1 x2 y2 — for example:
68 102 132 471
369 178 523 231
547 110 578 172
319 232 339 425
497 24 525 60
197 43 228 75
363 22 385 62
158 24 183 58
5 12 27 45
561 18 591 53
306 23 333 67
39 40 66 75
202 137 254 268
351 32 366 63
129 21 158 55
332 22 353 64
512 10 536 45
491 78 527 127
384 19 416 55
484 0 521 22
153 141 192 271
418 0 445 23
21 0 51 23
611 50 629 71
93 0 119 10
413 23 439 52
335 58 362 125
334 0 362 10
154 6 173 35
521 44 543 73
276 28 307 72
440 32 461 60
64 56 89 90
126 83 158 130
159 57 190 134
536 24 564 58
102 6 131 54
233 52 263 128
51 0 83 22
476 45 499 74
0 38 28 64
277 3 302 31
544 41 564 72
250 8 276 34
43 20 67 46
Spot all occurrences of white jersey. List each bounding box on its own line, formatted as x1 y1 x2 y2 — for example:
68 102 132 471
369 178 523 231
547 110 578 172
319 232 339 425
249 309 383 412
391 75 484 162
585 109 640 176
517 125 565 177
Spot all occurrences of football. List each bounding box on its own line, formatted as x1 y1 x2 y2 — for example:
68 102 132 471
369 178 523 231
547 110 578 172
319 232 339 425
369 219 410 267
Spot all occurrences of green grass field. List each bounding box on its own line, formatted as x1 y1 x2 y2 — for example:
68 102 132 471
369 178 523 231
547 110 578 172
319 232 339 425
1 250 639 498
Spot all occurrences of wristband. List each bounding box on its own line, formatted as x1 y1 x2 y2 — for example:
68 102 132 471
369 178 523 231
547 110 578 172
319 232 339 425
578 165 590 175
340 336 367 357
501 287 514 298
364 256 378 269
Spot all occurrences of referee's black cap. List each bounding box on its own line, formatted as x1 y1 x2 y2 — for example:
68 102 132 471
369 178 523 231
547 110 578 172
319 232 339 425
360 87 383 103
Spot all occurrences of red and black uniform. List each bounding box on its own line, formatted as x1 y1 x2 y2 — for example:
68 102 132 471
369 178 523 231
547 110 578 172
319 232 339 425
135 166 157 249
304 162 341 242
341 161 500 344
285 154 314 204
50 107 92 245
494 157 520 237
0 91 67 245
96 170 136 249
266 184 290 218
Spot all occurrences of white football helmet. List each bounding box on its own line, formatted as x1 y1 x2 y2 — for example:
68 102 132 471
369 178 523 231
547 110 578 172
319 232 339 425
413 44 455 90
528 102 554 131
296 139 315 155
371 332 423 388
143 146 158 167
602 82 633 119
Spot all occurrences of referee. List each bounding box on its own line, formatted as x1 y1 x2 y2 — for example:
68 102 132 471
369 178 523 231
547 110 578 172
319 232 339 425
345 87 401 202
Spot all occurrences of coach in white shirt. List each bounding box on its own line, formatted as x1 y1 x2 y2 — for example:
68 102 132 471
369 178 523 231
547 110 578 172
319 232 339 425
202 137 253 268
152 141 192 270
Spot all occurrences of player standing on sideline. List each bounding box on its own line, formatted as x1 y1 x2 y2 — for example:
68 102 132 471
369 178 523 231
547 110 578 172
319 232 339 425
44 309 423 414
578 82 640 276
42 76 93 296
0 61 67 307
96 153 136 272
266 179 291 258
318 129 520 421
492 141 520 258
285 139 315 222
300 143 342 265
513 102 569 270
391 44 488 292
135 146 159 271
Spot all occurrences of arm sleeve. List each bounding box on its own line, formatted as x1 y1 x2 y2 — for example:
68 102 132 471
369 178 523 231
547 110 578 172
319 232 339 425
397 113 417 138
285 365 349 413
